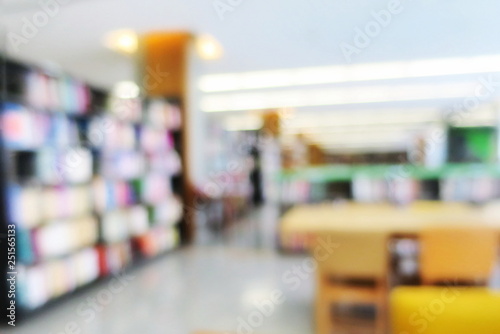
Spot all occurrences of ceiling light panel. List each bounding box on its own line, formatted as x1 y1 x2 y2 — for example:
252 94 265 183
199 55 500 93
200 81 477 112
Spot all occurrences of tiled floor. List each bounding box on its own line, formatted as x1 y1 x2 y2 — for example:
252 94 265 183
4 205 315 334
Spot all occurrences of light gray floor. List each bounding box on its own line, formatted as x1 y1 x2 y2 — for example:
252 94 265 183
4 205 315 334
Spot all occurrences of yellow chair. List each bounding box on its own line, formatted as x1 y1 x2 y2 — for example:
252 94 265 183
313 230 389 334
420 226 498 285
391 286 500 334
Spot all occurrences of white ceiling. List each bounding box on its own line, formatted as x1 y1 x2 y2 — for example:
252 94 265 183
2 0 500 152
2 0 500 88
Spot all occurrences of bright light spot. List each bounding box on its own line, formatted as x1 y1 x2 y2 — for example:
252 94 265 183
113 81 140 99
196 34 223 60
103 29 138 55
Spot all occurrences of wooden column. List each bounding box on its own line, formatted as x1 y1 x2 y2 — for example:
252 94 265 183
308 143 326 165
139 31 195 243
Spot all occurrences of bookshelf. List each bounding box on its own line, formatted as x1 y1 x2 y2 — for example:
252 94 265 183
0 56 185 318
278 120 500 205
278 162 500 205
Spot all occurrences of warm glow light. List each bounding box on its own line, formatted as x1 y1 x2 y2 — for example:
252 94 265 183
199 55 500 92
196 34 223 60
103 29 138 55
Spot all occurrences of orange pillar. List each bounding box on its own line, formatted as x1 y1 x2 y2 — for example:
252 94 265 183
139 31 195 243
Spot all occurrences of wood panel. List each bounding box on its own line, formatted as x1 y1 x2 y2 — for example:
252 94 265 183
140 31 196 243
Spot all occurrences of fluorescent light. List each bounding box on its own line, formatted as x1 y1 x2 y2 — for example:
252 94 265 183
302 130 411 142
103 29 138 55
284 108 440 129
283 124 426 135
223 114 263 131
450 105 497 126
200 81 476 112
199 55 500 92
196 34 223 60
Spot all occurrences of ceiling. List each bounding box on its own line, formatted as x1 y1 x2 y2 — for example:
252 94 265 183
2 0 500 87
2 0 500 152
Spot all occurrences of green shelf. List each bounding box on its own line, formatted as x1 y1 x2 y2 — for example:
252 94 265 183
278 163 500 183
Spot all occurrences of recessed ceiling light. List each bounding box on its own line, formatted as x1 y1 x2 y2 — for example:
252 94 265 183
196 34 223 60
103 29 138 55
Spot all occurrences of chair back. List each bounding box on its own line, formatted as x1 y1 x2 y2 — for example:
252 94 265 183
420 225 498 284
314 230 388 279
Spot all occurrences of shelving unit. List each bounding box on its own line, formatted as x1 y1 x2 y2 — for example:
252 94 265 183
278 162 500 204
0 57 185 317
202 122 255 228
278 119 500 205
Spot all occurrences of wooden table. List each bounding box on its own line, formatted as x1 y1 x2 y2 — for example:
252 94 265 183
280 201 500 251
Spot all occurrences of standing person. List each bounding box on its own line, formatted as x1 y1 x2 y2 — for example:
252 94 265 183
249 145 264 206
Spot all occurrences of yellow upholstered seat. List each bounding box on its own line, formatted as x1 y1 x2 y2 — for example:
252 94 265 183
391 286 500 334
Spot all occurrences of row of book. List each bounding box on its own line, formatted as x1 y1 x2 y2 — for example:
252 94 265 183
10 148 181 184
101 199 182 243
441 177 499 202
2 104 181 153
14 196 182 264
280 180 313 204
8 185 93 229
17 224 179 311
142 99 182 130
88 117 178 153
353 177 421 204
280 177 500 204
38 148 94 184
8 176 182 229
99 242 133 276
25 70 91 114
134 226 179 258
108 97 182 130
18 247 100 310
18 216 99 264
99 150 181 180
92 178 139 213
2 104 80 150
